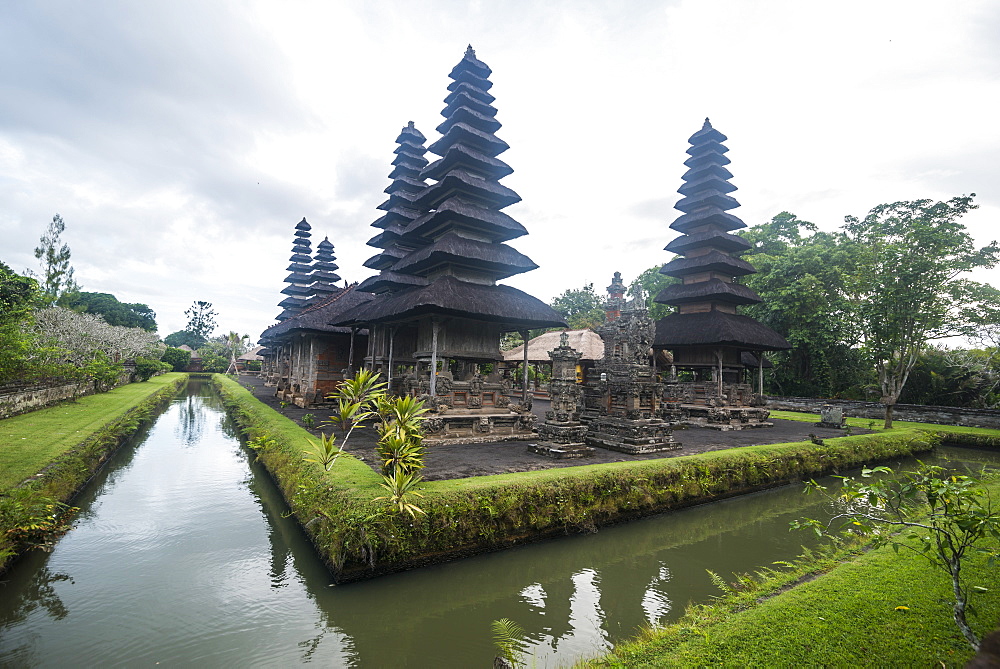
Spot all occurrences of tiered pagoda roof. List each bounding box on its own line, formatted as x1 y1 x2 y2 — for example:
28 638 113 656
654 119 789 351
305 236 342 306
337 47 563 330
276 218 313 321
359 121 430 291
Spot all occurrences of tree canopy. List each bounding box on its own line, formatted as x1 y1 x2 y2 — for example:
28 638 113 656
60 291 157 332
184 300 217 340
842 195 1000 426
549 284 605 330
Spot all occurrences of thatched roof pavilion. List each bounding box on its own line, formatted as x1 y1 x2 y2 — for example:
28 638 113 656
503 329 605 364
276 218 313 321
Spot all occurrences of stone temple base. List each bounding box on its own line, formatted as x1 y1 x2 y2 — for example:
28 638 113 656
681 406 773 431
584 417 681 454
422 411 537 446
527 442 595 459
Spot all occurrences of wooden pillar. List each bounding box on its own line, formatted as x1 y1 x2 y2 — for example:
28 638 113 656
716 349 724 399
307 337 315 398
430 319 439 397
387 326 397 389
347 327 356 374
758 352 764 396
520 329 529 405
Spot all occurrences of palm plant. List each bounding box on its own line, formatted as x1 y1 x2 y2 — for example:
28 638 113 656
302 432 342 471
374 470 426 518
491 618 525 668
376 432 425 476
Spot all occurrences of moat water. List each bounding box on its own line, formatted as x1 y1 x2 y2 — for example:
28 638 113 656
2 379 998 667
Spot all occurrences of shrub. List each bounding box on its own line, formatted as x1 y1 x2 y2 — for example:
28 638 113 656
133 356 170 381
161 347 191 372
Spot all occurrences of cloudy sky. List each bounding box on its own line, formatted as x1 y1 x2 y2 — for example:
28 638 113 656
3 0 998 340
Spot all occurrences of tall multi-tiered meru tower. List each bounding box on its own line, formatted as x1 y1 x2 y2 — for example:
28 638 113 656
336 46 565 443
653 119 789 430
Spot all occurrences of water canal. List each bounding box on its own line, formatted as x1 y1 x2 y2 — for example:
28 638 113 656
2 379 999 667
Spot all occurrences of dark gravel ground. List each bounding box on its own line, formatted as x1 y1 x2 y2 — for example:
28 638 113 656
238 374 862 481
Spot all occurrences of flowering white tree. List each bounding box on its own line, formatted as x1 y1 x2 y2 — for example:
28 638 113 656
26 307 160 387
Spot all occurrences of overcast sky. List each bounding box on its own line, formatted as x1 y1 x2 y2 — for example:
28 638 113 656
3 0 998 341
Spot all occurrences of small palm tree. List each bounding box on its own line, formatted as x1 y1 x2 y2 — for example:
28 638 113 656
302 432 342 471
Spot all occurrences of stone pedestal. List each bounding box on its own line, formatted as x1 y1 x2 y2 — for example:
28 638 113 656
816 403 846 429
528 332 595 457
584 416 681 454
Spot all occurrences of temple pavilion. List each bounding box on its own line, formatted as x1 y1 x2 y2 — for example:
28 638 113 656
335 46 565 442
259 219 371 407
653 119 790 429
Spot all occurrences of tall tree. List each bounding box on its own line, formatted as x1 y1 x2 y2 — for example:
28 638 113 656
184 300 217 340
549 284 605 329
34 213 79 305
842 195 1000 427
742 212 869 397
0 261 41 384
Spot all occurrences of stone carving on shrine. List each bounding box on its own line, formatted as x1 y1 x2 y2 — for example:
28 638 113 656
652 119 791 430
581 277 680 454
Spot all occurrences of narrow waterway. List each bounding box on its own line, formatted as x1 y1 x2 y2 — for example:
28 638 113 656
2 380 998 667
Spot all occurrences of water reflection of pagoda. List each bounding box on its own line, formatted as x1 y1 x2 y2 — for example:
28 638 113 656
653 119 789 429
335 47 565 442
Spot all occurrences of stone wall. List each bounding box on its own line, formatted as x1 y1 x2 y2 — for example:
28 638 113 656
0 381 93 420
766 396 1000 429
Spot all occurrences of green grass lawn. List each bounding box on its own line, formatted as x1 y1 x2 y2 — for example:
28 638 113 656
0 373 185 490
584 478 1000 668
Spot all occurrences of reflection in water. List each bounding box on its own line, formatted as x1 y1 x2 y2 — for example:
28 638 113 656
1 377 998 668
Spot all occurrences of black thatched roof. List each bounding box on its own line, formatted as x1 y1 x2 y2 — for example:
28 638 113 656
401 197 527 243
655 279 762 306
665 229 751 255
669 207 746 234
356 271 429 294
332 275 566 330
741 351 774 369
675 188 740 214
390 232 537 279
660 249 756 278
262 285 374 340
412 168 521 210
654 311 790 351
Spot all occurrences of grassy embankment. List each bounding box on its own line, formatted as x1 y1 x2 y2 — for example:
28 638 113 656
581 476 1000 668
0 373 187 569
213 375 983 583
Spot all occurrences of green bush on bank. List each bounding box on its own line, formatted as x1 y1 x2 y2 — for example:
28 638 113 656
0 373 187 570
213 375 945 582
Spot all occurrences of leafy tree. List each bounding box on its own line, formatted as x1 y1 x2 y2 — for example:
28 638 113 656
34 214 79 305
842 196 1000 427
163 330 206 349
0 262 41 384
160 347 192 372
549 283 605 329
198 351 229 373
742 212 871 398
184 300 217 340
794 462 1000 651
628 266 679 319
60 292 157 331
901 347 1000 409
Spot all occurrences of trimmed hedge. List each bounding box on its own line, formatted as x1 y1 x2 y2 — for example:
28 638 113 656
213 375 943 582
0 373 187 571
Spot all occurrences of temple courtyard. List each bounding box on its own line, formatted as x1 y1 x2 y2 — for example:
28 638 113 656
240 374 866 481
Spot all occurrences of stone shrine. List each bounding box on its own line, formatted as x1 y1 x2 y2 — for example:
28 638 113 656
529 332 594 458
581 282 680 454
